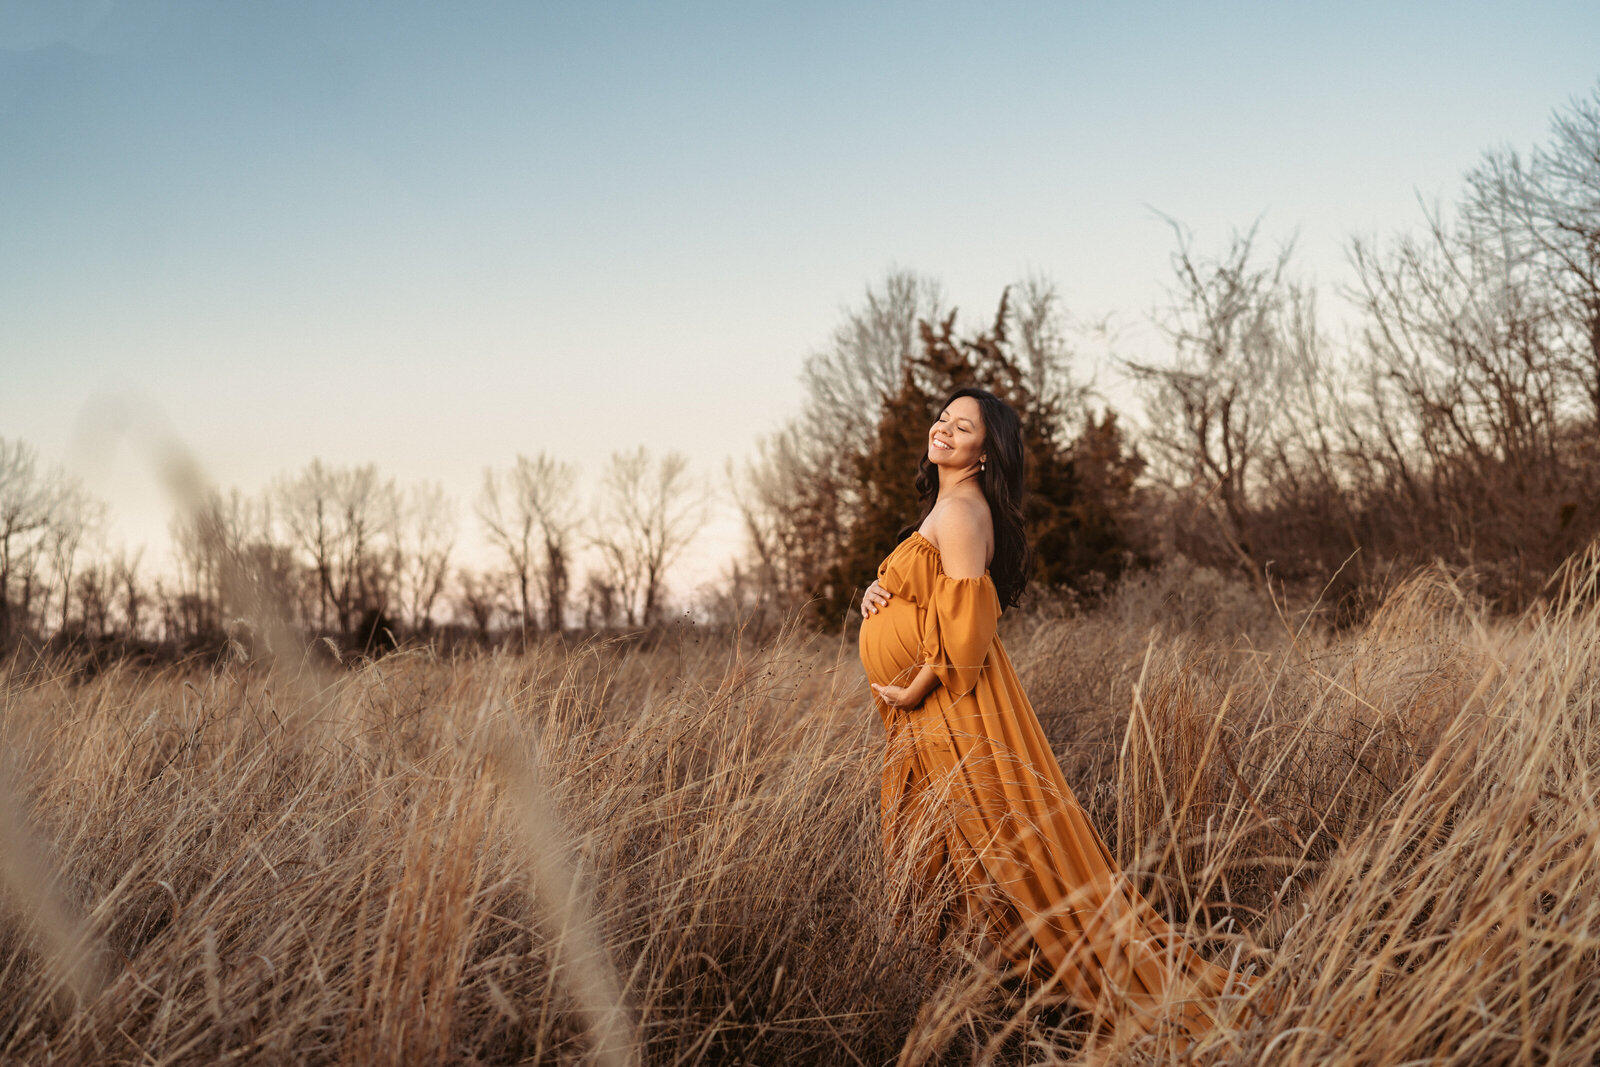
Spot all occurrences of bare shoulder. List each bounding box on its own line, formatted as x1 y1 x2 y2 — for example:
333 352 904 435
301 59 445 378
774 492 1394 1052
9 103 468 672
927 496 993 579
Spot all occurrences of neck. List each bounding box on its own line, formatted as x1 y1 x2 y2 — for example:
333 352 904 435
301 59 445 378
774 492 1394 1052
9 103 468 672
937 462 981 497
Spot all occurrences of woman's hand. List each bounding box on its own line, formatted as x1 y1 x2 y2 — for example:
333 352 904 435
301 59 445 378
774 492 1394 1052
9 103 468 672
861 580 893 618
873 665 937 710
871 682 919 709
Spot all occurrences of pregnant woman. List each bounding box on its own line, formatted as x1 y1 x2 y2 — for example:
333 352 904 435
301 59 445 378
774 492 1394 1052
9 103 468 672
858 386 1249 1035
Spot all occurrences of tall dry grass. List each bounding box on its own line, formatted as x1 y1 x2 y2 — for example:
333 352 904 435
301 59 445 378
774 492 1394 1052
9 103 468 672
2 555 1599 1064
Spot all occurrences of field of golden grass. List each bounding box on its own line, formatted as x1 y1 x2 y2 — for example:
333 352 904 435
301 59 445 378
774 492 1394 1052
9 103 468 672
3 556 1599 1065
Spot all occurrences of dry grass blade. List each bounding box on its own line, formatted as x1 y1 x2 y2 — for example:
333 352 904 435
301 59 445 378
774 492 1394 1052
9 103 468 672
506 762 638 1067
0 754 105 1012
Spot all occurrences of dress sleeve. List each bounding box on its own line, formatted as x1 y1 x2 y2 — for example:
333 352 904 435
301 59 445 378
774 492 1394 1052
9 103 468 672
920 573 1001 701
876 546 917 598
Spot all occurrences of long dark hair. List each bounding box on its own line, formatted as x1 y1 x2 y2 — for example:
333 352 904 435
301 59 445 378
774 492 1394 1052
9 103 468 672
899 387 1033 609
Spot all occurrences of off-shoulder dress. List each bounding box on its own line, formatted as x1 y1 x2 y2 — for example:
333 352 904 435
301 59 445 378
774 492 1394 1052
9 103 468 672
858 530 1244 1032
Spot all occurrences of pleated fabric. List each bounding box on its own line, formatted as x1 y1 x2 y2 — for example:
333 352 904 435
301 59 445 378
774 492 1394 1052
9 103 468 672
858 531 1245 1034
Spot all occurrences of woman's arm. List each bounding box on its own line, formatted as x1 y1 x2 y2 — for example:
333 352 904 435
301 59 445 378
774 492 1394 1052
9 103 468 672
872 664 938 708
872 505 992 710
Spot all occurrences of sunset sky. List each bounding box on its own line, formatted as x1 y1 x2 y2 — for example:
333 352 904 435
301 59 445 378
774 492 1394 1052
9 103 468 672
3 1 1599 592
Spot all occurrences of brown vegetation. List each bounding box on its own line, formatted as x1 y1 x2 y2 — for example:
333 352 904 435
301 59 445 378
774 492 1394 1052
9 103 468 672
3 552 1600 1063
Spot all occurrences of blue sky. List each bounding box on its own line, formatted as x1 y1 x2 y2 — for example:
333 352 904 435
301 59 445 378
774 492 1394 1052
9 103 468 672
2 1 1598 583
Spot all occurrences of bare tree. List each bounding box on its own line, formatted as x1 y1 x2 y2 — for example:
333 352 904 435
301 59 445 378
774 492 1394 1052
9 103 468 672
168 486 281 641
1254 284 1367 513
1339 191 1579 609
112 546 146 640
1002 274 1092 427
275 460 338 632
331 465 399 632
581 571 620 630
591 448 709 627
274 461 398 636
1128 220 1296 567
452 567 505 640
732 270 944 613
534 462 579 633
801 270 946 455
477 453 579 637
75 561 112 640
167 498 223 642
727 432 815 614
1 438 53 643
0 438 103 644
395 482 455 635
1464 83 1600 424
45 486 103 634
1350 200 1564 490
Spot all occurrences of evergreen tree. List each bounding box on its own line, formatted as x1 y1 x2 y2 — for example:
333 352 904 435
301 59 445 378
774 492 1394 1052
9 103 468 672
821 360 940 619
822 290 1146 621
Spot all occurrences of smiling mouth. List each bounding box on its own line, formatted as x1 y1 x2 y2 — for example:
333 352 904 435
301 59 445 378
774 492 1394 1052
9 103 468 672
931 439 953 451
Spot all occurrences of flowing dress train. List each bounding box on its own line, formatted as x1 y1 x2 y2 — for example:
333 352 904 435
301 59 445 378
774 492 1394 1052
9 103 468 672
858 531 1245 1033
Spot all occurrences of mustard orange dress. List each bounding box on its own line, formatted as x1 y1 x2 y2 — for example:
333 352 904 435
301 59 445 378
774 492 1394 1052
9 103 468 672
859 531 1242 1032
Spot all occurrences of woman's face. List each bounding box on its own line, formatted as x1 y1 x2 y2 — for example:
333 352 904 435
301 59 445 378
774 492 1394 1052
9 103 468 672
928 396 986 471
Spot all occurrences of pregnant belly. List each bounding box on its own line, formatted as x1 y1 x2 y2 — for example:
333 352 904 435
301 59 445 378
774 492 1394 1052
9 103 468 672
858 596 925 689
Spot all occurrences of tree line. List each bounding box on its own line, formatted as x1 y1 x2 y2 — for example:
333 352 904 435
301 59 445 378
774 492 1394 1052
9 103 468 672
731 82 1600 627
6 81 1600 657
0 441 710 658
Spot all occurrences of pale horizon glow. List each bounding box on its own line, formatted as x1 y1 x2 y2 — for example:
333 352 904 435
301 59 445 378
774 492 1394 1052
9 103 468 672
3 1 1599 600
